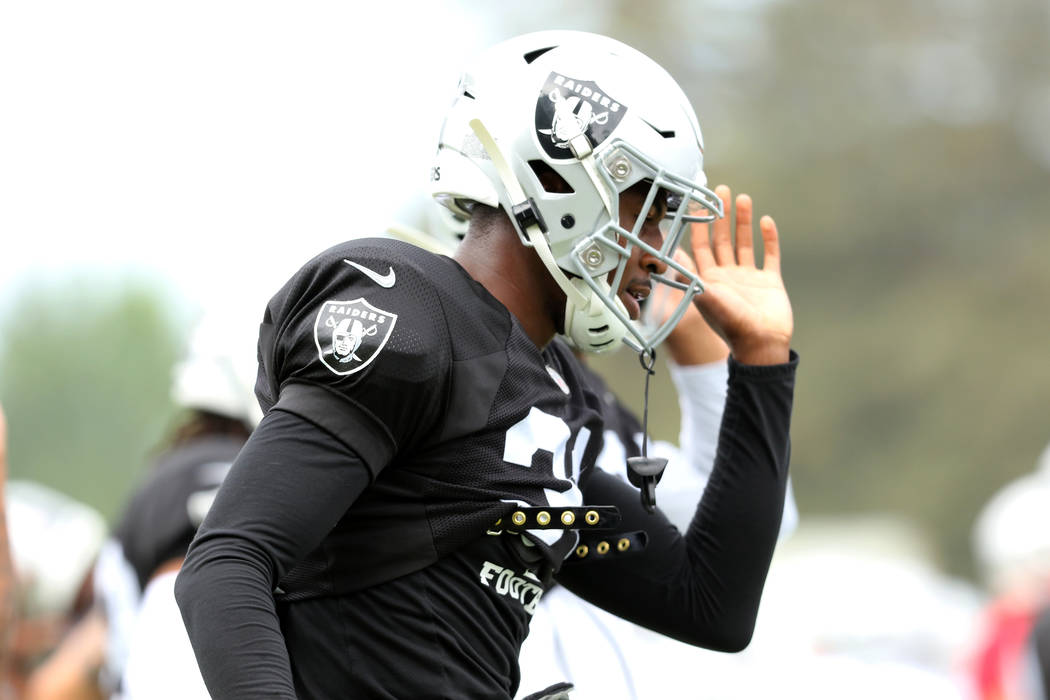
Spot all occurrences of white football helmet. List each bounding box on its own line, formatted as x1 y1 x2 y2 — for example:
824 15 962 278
171 314 263 427
429 31 723 353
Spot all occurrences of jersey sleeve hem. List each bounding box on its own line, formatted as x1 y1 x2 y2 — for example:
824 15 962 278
271 381 395 478
728 349 800 381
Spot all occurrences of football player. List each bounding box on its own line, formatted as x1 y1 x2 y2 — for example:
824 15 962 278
176 30 798 699
0 402 13 695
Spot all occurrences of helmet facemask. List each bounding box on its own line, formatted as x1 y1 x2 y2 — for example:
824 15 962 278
560 140 723 353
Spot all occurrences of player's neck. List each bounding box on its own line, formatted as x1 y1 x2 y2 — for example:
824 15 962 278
455 228 559 350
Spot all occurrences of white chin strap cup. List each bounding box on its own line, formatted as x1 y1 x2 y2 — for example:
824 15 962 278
562 277 629 353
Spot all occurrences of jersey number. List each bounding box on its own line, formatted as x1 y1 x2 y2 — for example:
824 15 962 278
502 406 590 488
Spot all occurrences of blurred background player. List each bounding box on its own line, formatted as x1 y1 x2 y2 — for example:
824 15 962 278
86 316 259 699
3 479 107 699
1029 602 1050 699
0 394 107 699
1 316 257 700
969 441 1050 700
0 316 256 700
1028 442 1050 699
0 401 14 698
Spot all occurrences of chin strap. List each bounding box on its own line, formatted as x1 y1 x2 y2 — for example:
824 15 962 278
565 130 615 218
468 118 590 310
626 348 667 513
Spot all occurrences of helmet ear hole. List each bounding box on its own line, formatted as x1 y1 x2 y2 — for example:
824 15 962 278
528 160 574 194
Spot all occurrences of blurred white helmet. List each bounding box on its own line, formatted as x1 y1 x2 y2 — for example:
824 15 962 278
384 190 466 257
429 30 722 353
171 314 263 427
1036 439 1050 477
6 480 107 617
973 470 1050 594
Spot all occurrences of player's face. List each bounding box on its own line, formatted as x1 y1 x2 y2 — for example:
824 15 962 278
613 183 669 320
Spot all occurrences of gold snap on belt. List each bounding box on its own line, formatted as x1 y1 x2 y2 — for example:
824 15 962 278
573 531 648 560
491 506 621 531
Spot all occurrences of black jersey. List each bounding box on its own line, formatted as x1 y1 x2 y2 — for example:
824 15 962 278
258 238 606 595
177 236 798 700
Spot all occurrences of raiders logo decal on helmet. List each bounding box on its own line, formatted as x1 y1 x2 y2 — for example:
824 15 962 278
535 72 627 159
314 298 398 376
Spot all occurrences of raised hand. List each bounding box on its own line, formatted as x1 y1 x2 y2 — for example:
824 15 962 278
646 248 729 366
689 185 793 365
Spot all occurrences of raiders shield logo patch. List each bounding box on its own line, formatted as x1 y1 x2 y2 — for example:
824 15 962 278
314 298 397 376
535 72 627 160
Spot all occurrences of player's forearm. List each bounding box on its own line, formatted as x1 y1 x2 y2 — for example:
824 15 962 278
175 540 297 698
560 352 796 650
678 351 797 647
175 537 297 698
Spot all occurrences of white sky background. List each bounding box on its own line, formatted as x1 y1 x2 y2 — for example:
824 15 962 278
0 1 495 324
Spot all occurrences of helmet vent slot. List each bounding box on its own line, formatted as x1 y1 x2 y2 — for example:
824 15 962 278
523 46 557 64
641 118 675 139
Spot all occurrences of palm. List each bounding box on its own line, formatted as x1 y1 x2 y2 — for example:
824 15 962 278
687 187 793 364
694 264 792 351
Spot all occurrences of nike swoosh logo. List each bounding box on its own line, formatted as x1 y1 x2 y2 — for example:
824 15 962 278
343 259 396 288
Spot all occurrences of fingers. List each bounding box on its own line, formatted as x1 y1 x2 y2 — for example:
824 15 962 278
759 215 780 274
734 194 754 267
711 185 734 265
690 206 717 273
693 184 777 273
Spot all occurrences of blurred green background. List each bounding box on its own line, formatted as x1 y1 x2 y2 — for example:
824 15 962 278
2 0 1048 581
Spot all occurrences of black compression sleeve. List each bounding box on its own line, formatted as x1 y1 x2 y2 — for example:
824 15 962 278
556 351 797 651
175 408 372 699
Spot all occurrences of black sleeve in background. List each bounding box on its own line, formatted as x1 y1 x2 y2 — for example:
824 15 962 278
174 408 371 700
556 352 797 652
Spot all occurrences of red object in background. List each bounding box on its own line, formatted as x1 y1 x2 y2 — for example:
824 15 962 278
971 597 1039 700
